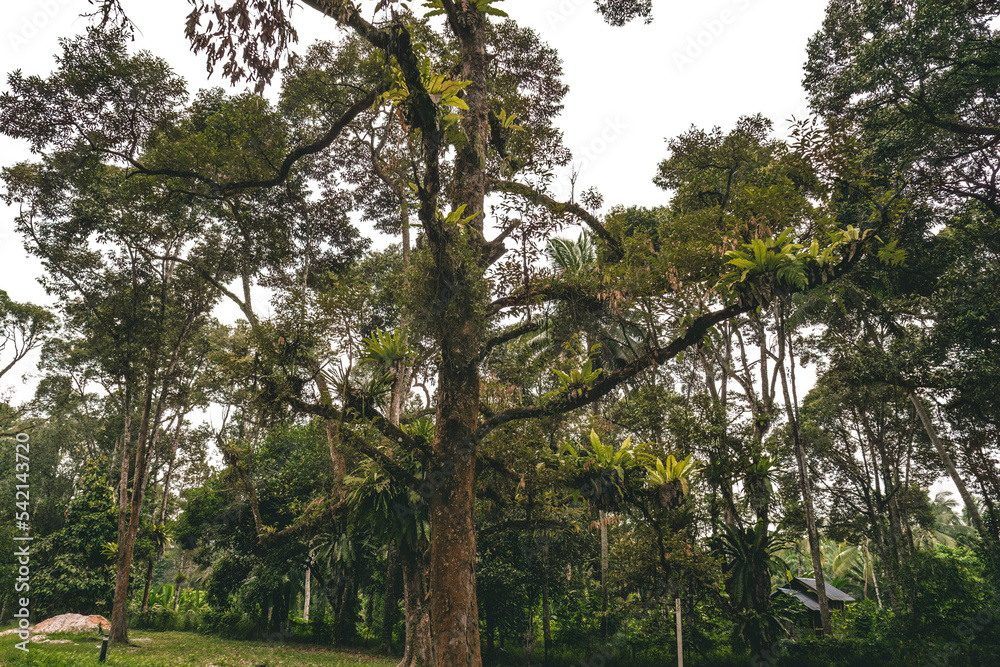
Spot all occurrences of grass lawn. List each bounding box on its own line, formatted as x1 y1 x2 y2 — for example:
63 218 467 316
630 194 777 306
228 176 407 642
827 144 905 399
0 630 398 666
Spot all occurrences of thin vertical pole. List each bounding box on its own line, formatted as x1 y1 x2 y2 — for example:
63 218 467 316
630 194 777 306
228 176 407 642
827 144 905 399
303 566 311 621
676 598 683 667
600 510 608 638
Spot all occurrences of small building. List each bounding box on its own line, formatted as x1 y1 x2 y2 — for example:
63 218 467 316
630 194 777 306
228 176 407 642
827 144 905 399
773 577 856 634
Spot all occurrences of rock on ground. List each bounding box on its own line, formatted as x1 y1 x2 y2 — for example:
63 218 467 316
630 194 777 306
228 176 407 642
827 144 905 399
4 613 112 635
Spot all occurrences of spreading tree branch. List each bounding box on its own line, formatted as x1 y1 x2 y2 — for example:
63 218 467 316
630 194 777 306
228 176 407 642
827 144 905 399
480 320 542 359
488 178 625 260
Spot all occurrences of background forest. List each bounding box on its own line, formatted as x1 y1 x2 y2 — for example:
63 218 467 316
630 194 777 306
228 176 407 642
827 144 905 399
1 1 999 666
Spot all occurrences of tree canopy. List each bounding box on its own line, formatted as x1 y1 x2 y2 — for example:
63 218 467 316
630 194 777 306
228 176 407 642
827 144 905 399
1 2 998 666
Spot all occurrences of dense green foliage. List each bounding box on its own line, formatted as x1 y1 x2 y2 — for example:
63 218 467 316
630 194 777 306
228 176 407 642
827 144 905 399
1 0 998 665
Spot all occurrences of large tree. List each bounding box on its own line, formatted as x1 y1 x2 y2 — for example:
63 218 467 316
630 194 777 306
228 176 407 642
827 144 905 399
2 3 895 663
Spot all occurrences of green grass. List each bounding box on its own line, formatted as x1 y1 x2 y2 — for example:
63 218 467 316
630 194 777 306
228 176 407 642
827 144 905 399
0 630 398 666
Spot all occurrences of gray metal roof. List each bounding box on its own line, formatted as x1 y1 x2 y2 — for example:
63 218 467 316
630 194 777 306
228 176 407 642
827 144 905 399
792 577 856 603
776 587 820 612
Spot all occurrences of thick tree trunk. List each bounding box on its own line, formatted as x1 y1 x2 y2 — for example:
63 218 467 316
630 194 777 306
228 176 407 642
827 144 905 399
390 360 412 430
425 218 484 665
110 494 142 644
425 6 489 665
428 416 481 666
270 588 289 634
398 542 433 667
